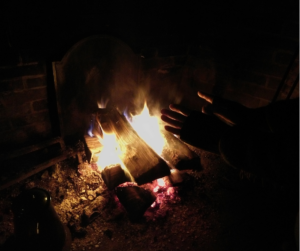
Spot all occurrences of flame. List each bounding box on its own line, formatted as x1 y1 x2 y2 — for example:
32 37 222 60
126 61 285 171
93 101 165 176
96 132 124 170
130 102 165 155
97 98 109 108
85 100 181 219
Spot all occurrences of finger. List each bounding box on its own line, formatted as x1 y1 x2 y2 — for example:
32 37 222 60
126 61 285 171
214 112 236 126
164 126 181 136
197 91 214 104
161 115 184 129
161 109 187 123
169 104 191 116
202 104 214 115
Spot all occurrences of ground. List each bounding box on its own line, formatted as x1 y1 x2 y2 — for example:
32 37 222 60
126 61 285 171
0 146 298 251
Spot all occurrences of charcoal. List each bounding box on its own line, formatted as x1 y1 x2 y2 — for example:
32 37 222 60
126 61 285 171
115 186 156 221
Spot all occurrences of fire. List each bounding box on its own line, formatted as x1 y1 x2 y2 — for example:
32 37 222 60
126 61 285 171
94 102 165 171
156 178 166 187
83 101 182 221
153 177 167 192
96 132 124 170
130 103 165 155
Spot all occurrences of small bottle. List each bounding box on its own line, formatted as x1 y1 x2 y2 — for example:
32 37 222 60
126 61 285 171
11 187 71 251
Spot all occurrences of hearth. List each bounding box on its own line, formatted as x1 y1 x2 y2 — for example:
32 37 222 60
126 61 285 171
51 35 202 222
0 0 298 249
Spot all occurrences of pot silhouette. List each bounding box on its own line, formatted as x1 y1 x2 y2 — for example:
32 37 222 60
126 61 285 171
10 187 71 251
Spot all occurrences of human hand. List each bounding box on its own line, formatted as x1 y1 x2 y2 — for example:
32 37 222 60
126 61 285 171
161 91 247 135
161 104 191 136
161 102 229 153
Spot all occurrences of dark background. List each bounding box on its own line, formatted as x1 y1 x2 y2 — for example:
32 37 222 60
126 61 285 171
0 0 298 150
0 0 298 61
0 2 298 251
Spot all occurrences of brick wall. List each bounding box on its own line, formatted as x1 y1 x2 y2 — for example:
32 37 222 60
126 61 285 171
141 20 299 110
0 57 53 152
0 0 298 152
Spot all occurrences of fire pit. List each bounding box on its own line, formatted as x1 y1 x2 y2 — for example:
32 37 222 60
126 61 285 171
0 35 297 251
52 35 202 222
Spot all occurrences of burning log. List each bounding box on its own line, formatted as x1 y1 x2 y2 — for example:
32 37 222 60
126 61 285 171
161 131 202 171
101 164 131 190
96 108 170 185
83 135 103 163
115 186 156 221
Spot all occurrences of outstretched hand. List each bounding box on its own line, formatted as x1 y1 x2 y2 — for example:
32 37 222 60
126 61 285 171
160 91 225 137
161 104 191 136
160 95 231 153
161 91 251 137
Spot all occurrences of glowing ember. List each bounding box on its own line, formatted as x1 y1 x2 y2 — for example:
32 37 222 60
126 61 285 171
153 178 167 192
156 178 166 187
151 201 156 208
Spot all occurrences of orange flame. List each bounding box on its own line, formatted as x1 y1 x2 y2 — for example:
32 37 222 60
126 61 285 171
130 102 165 155
96 132 123 170
94 101 166 174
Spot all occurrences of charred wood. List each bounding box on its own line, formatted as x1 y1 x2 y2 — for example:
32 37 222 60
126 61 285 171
161 131 202 171
83 135 103 163
115 186 156 221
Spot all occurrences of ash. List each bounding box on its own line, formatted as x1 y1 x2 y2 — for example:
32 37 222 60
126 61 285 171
0 148 297 251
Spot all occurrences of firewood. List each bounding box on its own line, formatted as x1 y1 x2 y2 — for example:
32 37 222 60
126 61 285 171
101 164 131 190
96 108 170 185
115 186 156 221
161 131 202 171
83 135 103 163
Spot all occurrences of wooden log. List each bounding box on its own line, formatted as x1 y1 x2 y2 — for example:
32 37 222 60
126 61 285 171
83 134 103 163
96 108 170 185
160 130 202 171
115 186 156 221
101 164 131 190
